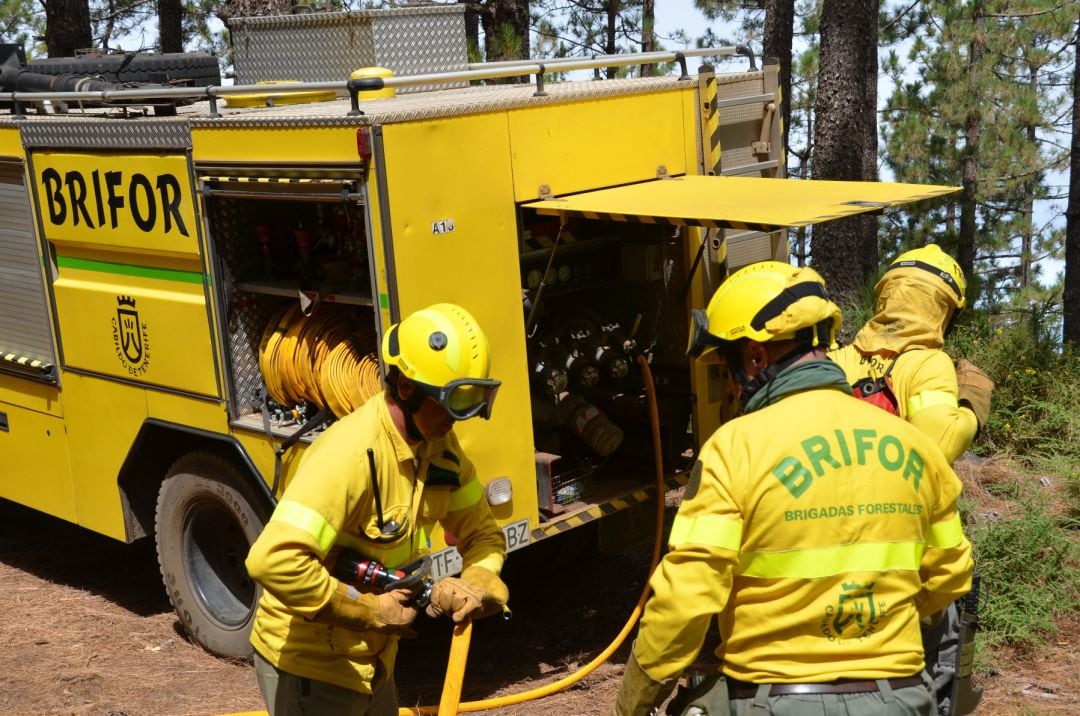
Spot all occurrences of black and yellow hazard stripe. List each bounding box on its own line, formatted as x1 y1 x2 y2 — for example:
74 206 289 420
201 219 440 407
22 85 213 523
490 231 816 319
520 230 577 253
700 75 721 176
0 351 55 376
530 473 688 541
203 176 346 186
555 210 779 233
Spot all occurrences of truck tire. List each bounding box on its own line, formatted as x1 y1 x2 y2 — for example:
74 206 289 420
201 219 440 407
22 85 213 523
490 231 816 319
155 452 266 659
27 52 221 87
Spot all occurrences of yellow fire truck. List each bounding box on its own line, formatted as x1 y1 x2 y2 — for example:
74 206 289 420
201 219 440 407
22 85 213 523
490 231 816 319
0 6 955 659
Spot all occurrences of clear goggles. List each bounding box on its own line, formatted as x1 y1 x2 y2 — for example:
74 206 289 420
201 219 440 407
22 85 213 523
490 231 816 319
686 308 726 360
415 378 501 420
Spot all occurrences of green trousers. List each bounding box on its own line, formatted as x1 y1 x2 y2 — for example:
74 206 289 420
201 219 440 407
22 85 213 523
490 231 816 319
254 651 398 716
668 672 937 716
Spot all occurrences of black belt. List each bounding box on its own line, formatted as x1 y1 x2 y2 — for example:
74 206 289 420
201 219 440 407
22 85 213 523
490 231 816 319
727 676 923 699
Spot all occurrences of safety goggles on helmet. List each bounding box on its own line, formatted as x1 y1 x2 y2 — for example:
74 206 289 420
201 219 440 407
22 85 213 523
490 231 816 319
414 377 501 421
889 259 964 305
687 308 727 359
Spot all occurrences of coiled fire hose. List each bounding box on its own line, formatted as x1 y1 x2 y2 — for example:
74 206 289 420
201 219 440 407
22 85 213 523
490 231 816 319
258 304 382 418
403 353 668 714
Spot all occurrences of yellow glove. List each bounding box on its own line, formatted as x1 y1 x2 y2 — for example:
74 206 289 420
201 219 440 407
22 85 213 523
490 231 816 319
612 646 677 716
461 565 509 619
955 358 994 428
426 577 485 623
316 583 419 636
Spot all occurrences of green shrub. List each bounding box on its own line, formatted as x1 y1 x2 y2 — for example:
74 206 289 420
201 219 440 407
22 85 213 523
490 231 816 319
968 496 1080 647
947 305 1080 477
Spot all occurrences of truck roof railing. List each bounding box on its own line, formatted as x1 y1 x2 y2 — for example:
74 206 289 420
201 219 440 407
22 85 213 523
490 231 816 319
1 45 758 120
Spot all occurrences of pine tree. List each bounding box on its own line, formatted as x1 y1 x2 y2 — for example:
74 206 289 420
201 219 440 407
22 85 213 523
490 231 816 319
880 0 1073 309
1065 16 1080 347
533 0 655 76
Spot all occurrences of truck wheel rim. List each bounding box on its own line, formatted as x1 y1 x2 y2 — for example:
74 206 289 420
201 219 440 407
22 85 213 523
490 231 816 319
182 498 255 628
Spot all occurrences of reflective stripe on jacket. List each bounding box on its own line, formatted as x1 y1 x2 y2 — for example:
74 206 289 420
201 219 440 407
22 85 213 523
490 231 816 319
635 380 972 684
245 394 506 693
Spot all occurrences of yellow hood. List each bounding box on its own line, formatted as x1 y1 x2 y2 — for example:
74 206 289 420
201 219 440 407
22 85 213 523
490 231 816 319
853 268 957 354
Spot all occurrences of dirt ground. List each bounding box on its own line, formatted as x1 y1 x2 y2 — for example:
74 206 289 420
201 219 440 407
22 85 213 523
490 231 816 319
0 461 1076 716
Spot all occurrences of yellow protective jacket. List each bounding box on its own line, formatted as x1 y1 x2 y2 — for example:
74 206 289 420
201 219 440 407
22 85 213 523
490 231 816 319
830 345 977 463
829 270 976 463
635 360 972 684
246 394 506 693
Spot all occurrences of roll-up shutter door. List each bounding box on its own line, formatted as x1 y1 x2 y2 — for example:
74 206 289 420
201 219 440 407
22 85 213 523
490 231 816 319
0 160 57 381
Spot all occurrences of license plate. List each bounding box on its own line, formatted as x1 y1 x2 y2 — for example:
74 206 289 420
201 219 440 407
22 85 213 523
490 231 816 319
428 519 531 580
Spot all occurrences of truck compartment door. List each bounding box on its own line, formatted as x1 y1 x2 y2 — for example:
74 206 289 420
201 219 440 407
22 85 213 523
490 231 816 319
523 174 961 445
522 175 959 231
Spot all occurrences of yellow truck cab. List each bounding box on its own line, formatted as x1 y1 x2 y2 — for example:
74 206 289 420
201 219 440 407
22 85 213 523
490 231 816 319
0 5 956 659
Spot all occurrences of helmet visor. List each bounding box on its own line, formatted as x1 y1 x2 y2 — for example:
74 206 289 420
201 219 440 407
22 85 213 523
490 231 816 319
418 378 501 420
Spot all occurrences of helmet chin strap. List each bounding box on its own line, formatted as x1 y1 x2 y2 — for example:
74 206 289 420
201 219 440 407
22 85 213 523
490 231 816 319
401 389 426 442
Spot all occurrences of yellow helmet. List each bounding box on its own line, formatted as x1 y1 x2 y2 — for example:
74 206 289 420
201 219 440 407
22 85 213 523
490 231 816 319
687 261 841 359
885 243 966 310
382 303 500 420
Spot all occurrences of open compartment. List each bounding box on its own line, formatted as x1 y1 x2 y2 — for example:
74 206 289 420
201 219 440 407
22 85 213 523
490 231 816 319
198 170 379 438
518 209 697 518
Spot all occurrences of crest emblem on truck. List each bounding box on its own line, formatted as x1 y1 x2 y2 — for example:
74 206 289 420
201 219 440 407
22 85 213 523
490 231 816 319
112 296 151 375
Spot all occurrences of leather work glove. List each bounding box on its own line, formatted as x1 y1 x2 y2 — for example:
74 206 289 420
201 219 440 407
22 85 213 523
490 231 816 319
316 583 419 637
426 576 486 623
460 565 509 619
612 646 677 716
955 358 994 428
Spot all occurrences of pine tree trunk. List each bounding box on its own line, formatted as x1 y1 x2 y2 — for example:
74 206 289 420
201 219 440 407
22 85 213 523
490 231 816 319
159 0 184 54
640 0 655 77
462 1 481 63
42 0 92 57
810 0 877 307
1019 63 1039 290
763 0 794 166
604 1 618 79
958 0 986 287
860 1 879 280
1064 17 1080 347
481 0 530 63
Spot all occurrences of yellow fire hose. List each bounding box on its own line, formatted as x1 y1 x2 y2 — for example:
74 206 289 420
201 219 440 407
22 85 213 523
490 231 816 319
258 304 381 417
400 353 667 714
437 620 474 715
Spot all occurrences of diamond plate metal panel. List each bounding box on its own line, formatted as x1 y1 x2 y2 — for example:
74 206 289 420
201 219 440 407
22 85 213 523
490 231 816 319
230 6 467 93
19 119 191 150
209 196 286 415
370 10 468 92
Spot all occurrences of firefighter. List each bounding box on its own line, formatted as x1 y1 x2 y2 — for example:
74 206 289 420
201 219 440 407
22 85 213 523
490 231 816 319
246 302 509 716
613 262 973 716
829 244 994 464
829 244 993 714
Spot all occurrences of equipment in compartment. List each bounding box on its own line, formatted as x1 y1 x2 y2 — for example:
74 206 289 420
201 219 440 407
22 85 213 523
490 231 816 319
205 187 379 434
521 214 694 516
